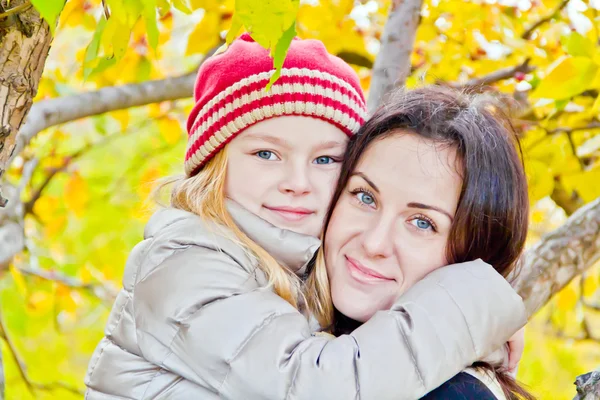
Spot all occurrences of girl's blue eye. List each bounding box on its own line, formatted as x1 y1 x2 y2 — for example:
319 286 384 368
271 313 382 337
257 151 277 160
357 192 375 206
411 218 432 230
314 156 335 165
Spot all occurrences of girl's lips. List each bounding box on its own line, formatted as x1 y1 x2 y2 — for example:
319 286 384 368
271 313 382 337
345 255 393 283
264 206 315 222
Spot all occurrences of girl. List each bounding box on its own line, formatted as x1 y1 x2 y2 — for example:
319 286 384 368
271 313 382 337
310 86 533 399
85 34 526 399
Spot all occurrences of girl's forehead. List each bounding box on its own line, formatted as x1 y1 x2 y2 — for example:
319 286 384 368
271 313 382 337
238 116 349 146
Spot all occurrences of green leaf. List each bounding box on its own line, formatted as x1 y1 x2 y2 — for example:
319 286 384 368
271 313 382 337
561 32 595 58
227 0 300 88
30 0 66 34
83 17 108 80
531 56 598 100
232 0 299 50
226 13 244 44
266 21 296 90
141 0 160 50
171 0 193 14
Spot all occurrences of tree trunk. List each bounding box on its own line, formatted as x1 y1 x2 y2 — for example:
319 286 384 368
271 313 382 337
367 0 424 114
0 3 53 398
0 0 53 207
512 197 600 317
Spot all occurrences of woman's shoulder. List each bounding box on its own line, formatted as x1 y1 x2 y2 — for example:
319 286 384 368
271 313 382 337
420 369 506 400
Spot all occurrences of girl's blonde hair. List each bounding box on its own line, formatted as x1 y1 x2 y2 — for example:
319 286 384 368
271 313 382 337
305 247 334 329
155 148 302 308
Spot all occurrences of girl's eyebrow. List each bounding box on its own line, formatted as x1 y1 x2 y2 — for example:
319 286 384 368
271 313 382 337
407 202 454 222
243 133 291 149
316 140 346 150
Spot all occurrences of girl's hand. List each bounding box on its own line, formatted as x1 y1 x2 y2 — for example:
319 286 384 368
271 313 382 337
507 327 525 375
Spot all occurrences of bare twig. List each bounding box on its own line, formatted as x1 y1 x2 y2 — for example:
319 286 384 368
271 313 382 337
17 266 119 304
450 59 535 89
0 314 83 395
101 0 110 19
522 0 570 39
547 121 600 135
0 1 32 19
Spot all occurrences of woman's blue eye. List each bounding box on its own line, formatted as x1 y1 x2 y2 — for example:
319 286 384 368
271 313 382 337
314 156 335 165
412 218 432 230
257 151 276 160
357 192 375 205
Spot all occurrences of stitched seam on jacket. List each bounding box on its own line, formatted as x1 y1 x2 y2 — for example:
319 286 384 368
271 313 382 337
140 367 166 399
348 335 361 400
392 311 426 391
285 336 315 400
218 311 298 397
437 281 479 358
85 290 132 387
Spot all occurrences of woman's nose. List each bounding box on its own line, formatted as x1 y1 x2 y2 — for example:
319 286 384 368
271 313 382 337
361 217 394 259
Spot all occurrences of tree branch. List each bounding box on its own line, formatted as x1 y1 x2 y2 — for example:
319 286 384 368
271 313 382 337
9 44 222 169
547 122 600 135
11 72 195 166
513 196 600 317
449 59 535 89
17 266 118 304
367 0 424 113
0 314 83 396
522 0 570 40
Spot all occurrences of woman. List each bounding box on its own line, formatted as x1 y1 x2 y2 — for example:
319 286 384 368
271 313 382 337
307 86 534 399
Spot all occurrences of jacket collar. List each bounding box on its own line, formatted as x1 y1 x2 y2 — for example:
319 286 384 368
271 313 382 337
225 200 321 275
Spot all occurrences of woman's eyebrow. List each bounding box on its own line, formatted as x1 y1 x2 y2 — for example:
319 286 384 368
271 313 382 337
407 202 454 222
350 172 380 193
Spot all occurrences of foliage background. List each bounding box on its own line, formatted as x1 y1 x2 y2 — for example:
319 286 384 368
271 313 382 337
2 0 600 398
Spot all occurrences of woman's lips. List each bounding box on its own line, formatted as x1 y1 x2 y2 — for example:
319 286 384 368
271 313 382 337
345 255 393 283
263 205 315 222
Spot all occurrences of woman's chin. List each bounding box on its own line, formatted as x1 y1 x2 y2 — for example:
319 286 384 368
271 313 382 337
332 296 375 323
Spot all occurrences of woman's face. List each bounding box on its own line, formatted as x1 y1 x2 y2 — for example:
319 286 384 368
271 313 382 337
325 132 463 322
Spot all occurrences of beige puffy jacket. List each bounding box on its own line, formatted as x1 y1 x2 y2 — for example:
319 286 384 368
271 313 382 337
84 201 527 399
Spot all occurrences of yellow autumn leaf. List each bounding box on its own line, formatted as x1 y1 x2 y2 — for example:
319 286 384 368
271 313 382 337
524 159 554 203
137 167 161 199
158 117 183 144
556 282 578 310
561 166 600 202
64 172 90 217
9 265 28 298
532 56 598 100
27 290 54 315
185 11 221 55
582 273 598 298
111 109 130 131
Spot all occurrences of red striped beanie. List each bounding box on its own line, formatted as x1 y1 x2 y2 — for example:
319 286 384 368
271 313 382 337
184 33 368 176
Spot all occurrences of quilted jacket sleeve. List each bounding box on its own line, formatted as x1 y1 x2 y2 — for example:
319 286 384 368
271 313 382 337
133 245 527 400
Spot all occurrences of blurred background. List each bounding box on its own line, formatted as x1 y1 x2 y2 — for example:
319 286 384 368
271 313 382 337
1 0 600 398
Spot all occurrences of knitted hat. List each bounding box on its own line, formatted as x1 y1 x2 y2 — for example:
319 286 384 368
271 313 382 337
184 33 368 176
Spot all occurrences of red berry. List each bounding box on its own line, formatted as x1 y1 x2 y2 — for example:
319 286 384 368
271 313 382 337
515 72 526 81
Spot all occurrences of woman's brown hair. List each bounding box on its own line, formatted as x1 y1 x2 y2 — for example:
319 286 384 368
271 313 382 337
306 85 533 399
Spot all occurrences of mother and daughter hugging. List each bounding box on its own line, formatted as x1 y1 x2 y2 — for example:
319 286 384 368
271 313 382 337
84 33 535 400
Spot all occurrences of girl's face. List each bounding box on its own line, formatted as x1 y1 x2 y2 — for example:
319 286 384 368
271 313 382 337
325 132 463 322
225 116 348 237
